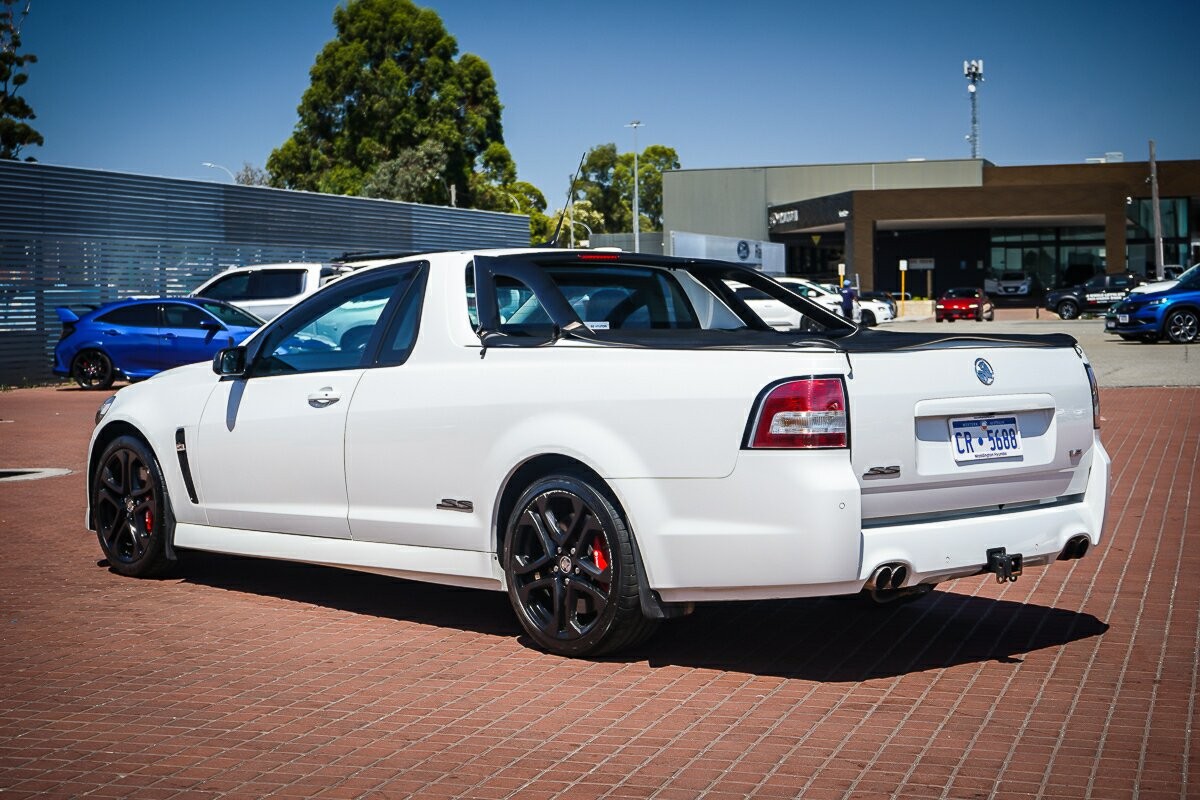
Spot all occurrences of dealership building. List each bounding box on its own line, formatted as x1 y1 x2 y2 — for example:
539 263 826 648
662 158 1200 295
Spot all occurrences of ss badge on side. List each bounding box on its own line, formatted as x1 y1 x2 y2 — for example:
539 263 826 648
862 465 901 480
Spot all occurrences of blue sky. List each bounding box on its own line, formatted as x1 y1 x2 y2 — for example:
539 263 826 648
19 0 1200 206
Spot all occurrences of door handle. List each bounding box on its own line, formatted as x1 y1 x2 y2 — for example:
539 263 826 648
307 387 341 408
103 329 120 336
163 333 177 340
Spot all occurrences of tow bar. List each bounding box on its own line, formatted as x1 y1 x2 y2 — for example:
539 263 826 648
985 547 1023 583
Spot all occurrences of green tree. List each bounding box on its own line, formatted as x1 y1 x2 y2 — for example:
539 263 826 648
362 139 448 202
267 0 505 206
0 0 42 161
572 143 679 233
234 162 270 186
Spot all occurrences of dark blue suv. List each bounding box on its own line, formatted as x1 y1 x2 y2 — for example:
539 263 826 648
1106 265 1200 344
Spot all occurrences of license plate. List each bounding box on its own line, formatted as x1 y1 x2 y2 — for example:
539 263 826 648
949 415 1023 462
1118 314 1129 323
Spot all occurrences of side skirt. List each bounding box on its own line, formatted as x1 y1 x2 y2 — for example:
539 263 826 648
173 523 504 592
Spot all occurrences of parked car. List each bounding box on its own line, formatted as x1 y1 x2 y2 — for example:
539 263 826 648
1105 267 1200 343
85 249 1108 657
984 271 1040 298
1128 265 1194 296
935 288 995 322
190 263 353 321
54 297 262 389
1044 272 1144 320
776 278 894 326
859 291 898 317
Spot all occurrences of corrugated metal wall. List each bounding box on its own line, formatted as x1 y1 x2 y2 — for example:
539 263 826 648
0 161 529 385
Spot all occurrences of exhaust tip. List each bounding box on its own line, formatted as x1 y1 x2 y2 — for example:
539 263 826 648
1057 535 1091 561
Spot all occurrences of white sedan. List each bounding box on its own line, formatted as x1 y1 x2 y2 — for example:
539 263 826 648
87 249 1108 656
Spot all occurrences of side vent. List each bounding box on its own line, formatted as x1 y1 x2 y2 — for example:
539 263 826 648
175 428 199 504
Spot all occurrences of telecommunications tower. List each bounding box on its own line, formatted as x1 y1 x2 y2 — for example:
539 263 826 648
964 59 984 158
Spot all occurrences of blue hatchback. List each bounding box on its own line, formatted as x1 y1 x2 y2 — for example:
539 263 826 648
1106 265 1200 344
54 297 262 389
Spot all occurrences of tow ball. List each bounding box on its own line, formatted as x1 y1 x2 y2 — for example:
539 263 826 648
985 547 1023 583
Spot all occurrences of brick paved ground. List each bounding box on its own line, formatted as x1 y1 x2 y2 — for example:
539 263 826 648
0 385 1197 799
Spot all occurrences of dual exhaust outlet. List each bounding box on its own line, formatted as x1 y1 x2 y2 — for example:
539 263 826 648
866 562 908 592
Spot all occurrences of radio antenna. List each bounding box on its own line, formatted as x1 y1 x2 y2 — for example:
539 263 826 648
541 153 586 248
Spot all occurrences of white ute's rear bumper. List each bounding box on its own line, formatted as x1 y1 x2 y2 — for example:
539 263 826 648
613 437 1110 604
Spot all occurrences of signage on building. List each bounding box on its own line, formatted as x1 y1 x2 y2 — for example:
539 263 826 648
768 209 799 228
670 231 785 273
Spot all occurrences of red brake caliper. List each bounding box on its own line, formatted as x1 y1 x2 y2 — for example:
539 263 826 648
144 509 154 532
592 536 609 589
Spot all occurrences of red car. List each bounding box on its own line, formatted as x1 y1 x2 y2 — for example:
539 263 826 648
935 287 995 322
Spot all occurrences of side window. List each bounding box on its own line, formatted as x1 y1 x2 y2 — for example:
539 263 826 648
376 271 428 366
250 267 417 377
198 273 250 301
1112 276 1132 290
252 270 305 299
162 303 216 329
1083 275 1105 291
96 304 158 328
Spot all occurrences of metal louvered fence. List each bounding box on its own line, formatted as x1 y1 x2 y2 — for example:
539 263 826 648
0 161 529 386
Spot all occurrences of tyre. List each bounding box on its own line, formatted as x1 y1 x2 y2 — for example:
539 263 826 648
502 473 657 657
1056 299 1080 320
861 310 876 327
72 349 115 390
935 315 944 323
92 435 173 577
1165 309 1199 344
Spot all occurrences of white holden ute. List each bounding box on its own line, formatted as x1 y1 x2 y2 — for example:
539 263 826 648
87 249 1110 657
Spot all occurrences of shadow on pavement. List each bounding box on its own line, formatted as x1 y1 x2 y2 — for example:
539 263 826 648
171 552 1107 681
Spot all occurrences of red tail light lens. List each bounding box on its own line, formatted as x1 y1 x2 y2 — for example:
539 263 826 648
577 253 620 261
748 378 848 449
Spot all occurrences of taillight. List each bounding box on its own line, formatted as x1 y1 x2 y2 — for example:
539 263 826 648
1085 363 1100 429
747 377 848 449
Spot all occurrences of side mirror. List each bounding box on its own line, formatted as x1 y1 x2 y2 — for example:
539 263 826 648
199 319 223 331
213 346 247 377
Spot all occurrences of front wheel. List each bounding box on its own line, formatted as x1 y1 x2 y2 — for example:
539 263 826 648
503 473 656 657
92 435 173 577
861 310 876 327
1165 309 1199 343
73 349 115 390
1057 299 1080 320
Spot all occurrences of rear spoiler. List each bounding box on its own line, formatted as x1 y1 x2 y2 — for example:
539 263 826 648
55 307 80 324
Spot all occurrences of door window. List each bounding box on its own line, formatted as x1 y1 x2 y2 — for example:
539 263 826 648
162 303 217 329
250 266 421 377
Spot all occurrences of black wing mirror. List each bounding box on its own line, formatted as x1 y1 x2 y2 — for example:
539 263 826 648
213 346 247 377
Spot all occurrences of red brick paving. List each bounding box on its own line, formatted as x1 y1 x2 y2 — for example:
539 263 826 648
0 385 1197 799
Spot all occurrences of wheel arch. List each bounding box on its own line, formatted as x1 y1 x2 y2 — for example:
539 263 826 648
88 421 179 561
491 453 687 620
1162 302 1200 328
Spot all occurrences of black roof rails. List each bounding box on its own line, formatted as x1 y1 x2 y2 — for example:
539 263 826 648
333 249 421 263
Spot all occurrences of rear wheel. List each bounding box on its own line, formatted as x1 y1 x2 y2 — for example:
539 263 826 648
92 435 173 577
1057 299 1080 320
72 349 115 390
1165 309 1199 344
502 473 656 657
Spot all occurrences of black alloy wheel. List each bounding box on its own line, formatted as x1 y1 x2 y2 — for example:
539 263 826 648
1165 309 1200 344
1057 299 1080 320
92 435 172 577
503 473 655 657
73 349 115 390
861 310 876 327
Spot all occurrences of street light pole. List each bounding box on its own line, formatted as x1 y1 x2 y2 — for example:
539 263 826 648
625 120 643 252
201 162 235 182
